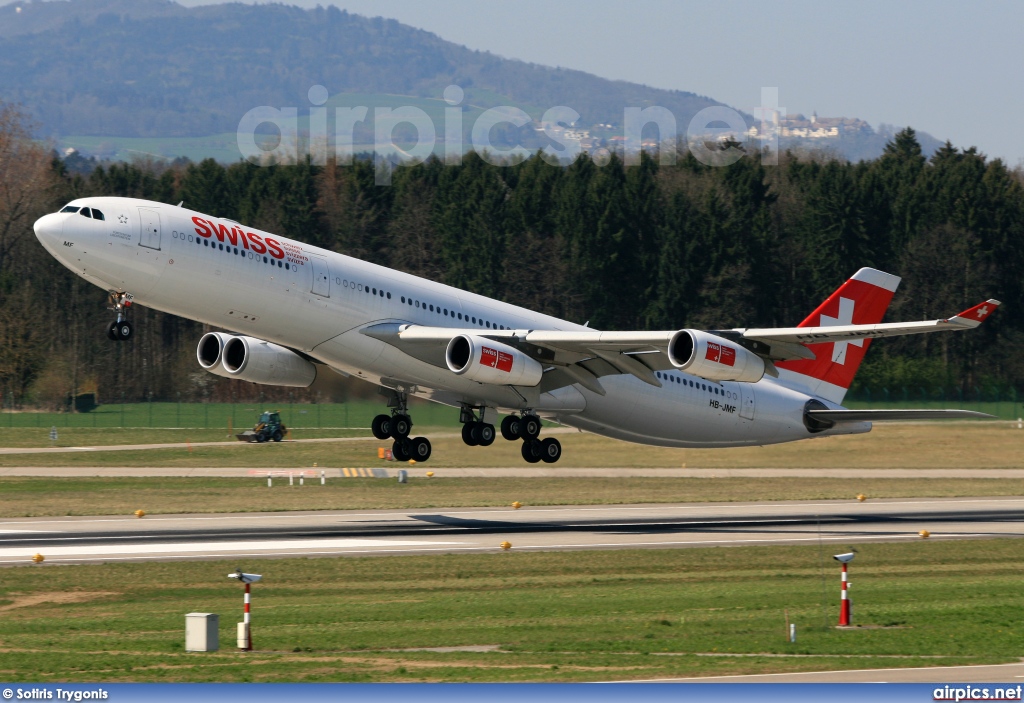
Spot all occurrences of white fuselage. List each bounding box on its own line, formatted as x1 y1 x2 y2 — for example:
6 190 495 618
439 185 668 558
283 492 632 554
35 197 868 448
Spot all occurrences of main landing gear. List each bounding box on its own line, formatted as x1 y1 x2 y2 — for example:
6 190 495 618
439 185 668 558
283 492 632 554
106 291 134 341
371 390 431 462
463 407 561 464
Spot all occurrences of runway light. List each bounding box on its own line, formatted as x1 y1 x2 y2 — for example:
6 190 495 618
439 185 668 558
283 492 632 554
377 447 385 459
31 553 44 564
856 494 866 502
134 510 146 518
500 541 512 550
512 501 522 509
426 471 434 478
919 530 931 539
833 552 855 626
228 569 262 651
409 459 416 465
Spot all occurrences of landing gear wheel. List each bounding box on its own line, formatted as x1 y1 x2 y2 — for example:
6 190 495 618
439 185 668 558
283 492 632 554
540 437 561 463
462 422 479 446
410 437 432 462
107 322 118 341
371 414 392 440
271 429 283 442
390 414 412 439
114 320 133 341
521 439 543 464
392 439 411 462
477 423 496 446
519 414 541 440
500 416 520 441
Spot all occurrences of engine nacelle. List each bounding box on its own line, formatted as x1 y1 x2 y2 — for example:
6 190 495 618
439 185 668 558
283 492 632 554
196 332 235 379
446 335 543 387
222 335 318 387
196 334 317 387
667 329 765 383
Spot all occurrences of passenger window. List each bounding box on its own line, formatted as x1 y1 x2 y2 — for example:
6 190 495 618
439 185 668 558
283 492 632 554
416 301 420 308
471 317 476 323
401 296 405 303
429 305 434 312
458 313 463 320
91 209 105 221
60 206 80 213
386 292 391 299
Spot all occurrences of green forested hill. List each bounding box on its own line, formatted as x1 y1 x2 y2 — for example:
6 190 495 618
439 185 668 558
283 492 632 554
0 0 727 140
3 104 1021 408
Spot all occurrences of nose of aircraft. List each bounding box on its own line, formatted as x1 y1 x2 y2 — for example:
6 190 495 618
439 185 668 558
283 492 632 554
33 212 64 250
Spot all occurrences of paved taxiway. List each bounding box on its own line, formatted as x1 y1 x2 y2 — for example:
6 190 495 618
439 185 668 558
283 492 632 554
1 496 1021 565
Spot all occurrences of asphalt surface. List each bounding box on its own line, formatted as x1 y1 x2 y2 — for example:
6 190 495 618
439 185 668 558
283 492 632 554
2 496 1022 565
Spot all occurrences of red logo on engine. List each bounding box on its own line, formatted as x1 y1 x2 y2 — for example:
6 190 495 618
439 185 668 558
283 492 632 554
705 342 736 366
481 347 514 372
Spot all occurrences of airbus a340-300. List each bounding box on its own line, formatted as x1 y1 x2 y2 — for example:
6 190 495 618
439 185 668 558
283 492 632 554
34 197 999 463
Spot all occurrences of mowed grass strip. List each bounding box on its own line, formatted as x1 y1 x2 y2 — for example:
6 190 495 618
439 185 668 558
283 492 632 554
4 476 1024 517
0 423 1020 469
0 540 1021 682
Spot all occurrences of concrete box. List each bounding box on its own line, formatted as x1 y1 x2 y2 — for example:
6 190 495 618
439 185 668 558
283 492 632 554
185 612 219 652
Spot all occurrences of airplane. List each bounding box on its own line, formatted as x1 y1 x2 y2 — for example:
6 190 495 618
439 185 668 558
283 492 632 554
33 196 999 464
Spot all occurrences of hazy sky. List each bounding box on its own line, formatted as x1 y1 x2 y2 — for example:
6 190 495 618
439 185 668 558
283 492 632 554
182 0 1024 165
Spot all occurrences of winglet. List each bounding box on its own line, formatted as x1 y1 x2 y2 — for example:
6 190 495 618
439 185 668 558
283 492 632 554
948 299 1001 327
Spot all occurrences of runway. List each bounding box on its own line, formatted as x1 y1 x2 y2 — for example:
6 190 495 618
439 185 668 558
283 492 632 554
2 496 1022 565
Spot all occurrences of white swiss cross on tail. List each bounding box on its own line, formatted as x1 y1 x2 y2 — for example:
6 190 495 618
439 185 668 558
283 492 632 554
819 297 862 364
775 268 900 404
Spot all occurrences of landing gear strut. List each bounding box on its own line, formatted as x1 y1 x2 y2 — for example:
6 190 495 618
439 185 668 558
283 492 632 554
106 291 134 341
373 388 431 462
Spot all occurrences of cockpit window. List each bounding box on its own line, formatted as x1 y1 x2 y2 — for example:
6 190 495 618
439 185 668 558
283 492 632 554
91 209 105 221
60 205 80 213
79 208 92 218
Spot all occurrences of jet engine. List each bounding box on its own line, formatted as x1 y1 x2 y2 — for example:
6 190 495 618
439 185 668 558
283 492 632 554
667 329 765 383
196 332 235 379
196 332 317 387
445 335 543 386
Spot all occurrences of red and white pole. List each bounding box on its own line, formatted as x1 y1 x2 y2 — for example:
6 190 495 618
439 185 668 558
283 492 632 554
839 562 851 626
243 582 253 650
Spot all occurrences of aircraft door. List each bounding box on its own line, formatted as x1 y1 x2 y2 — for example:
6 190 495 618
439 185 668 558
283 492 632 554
311 256 330 297
739 383 756 420
138 208 161 250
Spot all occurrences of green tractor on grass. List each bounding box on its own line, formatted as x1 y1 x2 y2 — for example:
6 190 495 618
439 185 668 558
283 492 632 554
236 411 287 443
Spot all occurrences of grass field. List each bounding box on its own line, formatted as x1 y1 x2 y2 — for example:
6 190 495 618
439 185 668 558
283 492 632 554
0 400 458 432
5 475 1024 517
0 539 1020 682
0 422 1020 469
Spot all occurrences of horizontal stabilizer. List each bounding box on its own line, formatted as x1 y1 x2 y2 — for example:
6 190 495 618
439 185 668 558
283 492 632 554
805 409 995 422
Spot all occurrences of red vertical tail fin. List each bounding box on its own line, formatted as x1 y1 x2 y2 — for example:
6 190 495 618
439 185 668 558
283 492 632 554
775 268 900 403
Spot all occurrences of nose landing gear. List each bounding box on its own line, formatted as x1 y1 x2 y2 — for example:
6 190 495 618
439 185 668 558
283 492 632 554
106 291 134 341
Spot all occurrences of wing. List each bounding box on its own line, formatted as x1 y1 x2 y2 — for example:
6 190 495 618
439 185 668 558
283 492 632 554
361 299 1001 395
363 323 678 395
732 299 1001 347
